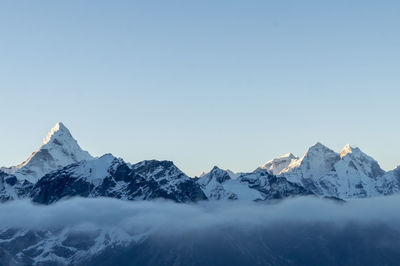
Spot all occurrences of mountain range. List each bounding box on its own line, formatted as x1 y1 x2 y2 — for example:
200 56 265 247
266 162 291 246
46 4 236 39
2 122 400 266
1 122 400 204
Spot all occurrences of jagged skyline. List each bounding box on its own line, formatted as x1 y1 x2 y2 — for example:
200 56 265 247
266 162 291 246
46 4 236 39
2 121 399 203
1 1 400 176
2 122 398 180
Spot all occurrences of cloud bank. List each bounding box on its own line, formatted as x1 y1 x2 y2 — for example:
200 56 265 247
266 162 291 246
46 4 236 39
3 196 400 266
1 196 400 233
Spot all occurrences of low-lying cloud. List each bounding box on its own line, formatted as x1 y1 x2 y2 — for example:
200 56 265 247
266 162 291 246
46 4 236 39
3 196 400 265
1 196 400 233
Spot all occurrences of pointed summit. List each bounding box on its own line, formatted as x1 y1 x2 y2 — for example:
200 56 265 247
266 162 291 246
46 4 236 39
279 142 340 181
302 142 339 162
340 144 352 158
211 165 221 171
307 142 331 153
335 144 384 180
198 166 231 186
339 144 366 159
43 122 71 145
340 144 374 160
9 122 94 182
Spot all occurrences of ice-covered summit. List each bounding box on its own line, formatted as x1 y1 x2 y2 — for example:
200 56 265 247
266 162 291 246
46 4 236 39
42 122 71 145
268 143 387 198
279 142 340 181
340 144 353 158
260 152 299 175
335 144 384 181
3 122 93 183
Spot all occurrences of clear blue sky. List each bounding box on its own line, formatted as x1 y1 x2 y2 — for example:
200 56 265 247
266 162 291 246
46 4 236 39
1 0 399 176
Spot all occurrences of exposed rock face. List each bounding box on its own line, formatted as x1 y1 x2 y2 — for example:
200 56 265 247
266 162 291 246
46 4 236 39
377 166 400 195
239 171 313 200
0 171 33 202
31 155 207 204
197 166 312 201
197 166 240 200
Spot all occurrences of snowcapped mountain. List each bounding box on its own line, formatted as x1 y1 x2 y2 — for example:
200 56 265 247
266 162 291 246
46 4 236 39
337 144 385 181
198 166 232 184
280 142 341 183
1 122 93 183
321 144 385 198
2 122 400 203
31 154 206 204
198 167 240 180
258 153 299 175
259 143 391 199
3 122 400 265
197 166 250 200
197 166 312 201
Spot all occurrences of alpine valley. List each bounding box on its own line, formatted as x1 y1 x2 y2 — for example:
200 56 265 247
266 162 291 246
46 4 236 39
1 123 400 266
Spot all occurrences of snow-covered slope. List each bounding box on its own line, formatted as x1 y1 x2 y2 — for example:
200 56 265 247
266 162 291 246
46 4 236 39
198 166 252 200
197 166 312 201
259 153 299 175
0 171 33 202
337 144 385 180
1 123 93 183
280 142 340 183
321 145 385 198
264 143 388 199
0 221 148 266
31 154 207 204
376 166 400 195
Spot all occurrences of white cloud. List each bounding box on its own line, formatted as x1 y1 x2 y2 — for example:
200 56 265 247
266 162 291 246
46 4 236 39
1 196 400 234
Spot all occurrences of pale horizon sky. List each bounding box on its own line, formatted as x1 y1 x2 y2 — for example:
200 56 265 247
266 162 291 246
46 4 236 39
1 1 400 176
